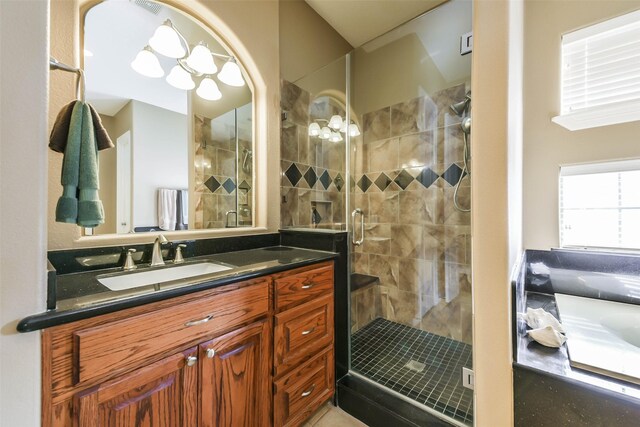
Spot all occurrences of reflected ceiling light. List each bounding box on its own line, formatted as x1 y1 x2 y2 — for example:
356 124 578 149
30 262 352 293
166 65 195 90
308 116 361 140
131 46 164 78
186 42 217 75
308 122 321 136
217 58 245 87
149 19 186 58
133 19 245 100
196 77 222 101
329 115 343 130
84 49 94 57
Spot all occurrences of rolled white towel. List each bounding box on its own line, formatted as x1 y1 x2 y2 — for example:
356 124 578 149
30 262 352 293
528 325 567 348
518 307 565 333
158 189 177 231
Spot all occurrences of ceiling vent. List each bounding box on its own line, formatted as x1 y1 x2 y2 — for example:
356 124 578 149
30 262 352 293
132 0 161 15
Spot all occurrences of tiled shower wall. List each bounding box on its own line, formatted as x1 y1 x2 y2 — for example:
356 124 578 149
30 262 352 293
351 83 472 344
280 80 346 229
193 114 252 229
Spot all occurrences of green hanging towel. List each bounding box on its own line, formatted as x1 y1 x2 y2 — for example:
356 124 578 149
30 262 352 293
55 102 104 227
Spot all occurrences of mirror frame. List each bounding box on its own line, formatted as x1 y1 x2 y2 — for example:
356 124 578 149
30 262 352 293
62 0 274 247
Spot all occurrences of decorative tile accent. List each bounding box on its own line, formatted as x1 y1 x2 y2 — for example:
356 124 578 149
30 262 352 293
374 173 392 191
238 180 251 191
222 178 236 194
394 169 414 190
284 163 302 186
319 169 332 189
357 174 373 192
204 176 220 193
334 173 345 191
416 167 439 189
442 163 464 186
303 166 317 188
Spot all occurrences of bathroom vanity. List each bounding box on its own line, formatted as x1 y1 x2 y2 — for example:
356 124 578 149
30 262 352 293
20 243 337 427
512 249 640 426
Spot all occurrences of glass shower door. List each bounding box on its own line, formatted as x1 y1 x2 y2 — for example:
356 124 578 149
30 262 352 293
347 1 474 425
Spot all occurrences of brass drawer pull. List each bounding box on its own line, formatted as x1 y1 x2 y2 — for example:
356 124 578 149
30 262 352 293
301 327 315 336
185 314 213 327
301 384 316 397
301 283 314 289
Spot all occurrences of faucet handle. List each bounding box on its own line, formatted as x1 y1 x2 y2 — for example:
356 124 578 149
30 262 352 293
174 244 187 264
123 248 137 271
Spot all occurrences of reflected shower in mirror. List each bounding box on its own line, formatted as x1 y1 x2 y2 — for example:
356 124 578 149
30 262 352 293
83 0 253 234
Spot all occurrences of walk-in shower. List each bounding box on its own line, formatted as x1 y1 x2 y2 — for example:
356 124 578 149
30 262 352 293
280 1 473 425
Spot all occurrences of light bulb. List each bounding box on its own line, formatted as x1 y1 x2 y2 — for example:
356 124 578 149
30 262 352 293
218 58 245 87
329 115 343 130
308 122 321 136
186 43 217 74
149 19 186 58
166 65 195 90
131 46 164 78
339 121 348 133
196 77 222 101
319 126 332 140
329 131 343 142
348 123 361 137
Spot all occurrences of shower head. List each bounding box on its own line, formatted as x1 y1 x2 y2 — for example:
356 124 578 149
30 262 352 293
450 91 471 117
460 116 471 134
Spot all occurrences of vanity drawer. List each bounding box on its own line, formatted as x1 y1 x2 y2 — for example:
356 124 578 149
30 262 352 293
274 294 333 375
72 280 269 384
274 347 334 427
274 262 333 312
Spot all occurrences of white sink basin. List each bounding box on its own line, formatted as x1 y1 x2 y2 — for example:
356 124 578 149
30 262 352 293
98 262 233 291
555 293 640 384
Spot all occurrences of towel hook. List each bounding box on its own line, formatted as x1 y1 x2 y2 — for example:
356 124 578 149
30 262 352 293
49 56 86 102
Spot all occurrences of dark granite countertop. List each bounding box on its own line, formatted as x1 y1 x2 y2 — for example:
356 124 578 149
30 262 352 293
18 246 337 332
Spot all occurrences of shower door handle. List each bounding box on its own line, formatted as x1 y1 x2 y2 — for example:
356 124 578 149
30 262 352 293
351 208 364 246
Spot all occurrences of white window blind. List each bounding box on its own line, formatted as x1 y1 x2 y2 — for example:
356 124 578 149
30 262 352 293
552 9 640 130
559 159 640 250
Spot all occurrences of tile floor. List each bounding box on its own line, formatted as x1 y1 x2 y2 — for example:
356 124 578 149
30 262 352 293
302 402 368 427
352 317 473 425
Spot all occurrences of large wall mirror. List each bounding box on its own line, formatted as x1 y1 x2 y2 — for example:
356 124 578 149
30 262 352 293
84 0 253 235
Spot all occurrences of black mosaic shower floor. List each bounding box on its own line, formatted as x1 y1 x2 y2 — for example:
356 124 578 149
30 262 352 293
351 318 473 425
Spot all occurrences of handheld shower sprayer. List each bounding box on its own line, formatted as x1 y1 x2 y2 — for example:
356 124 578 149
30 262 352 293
449 92 471 212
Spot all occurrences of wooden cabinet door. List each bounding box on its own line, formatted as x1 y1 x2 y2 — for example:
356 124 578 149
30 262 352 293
73 347 198 427
200 320 271 427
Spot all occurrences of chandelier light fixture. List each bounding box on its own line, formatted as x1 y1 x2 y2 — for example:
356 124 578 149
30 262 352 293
131 19 245 101
308 115 360 141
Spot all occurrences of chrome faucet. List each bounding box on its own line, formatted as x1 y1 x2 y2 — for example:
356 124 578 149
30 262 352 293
151 234 168 266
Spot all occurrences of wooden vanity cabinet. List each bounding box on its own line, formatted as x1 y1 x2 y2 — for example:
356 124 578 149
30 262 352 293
41 261 335 427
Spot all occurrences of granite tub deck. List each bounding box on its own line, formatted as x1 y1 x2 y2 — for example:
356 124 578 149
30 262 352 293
513 249 640 426
18 245 338 332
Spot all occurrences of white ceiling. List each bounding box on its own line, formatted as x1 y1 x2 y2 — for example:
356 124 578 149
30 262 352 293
304 0 449 47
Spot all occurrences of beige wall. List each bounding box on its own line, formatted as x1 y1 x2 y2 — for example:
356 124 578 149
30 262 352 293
471 0 522 425
279 0 352 82
523 0 640 250
48 0 280 249
98 113 117 234
0 0 49 425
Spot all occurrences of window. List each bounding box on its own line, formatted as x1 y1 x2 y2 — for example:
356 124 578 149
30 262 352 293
552 9 640 131
560 159 640 250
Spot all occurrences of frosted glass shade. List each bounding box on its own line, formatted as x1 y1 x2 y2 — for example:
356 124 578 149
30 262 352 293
166 65 195 90
149 20 186 58
218 59 245 87
329 131 343 142
186 43 217 75
196 78 222 101
308 122 321 136
329 115 343 130
131 47 164 78
348 123 361 137
319 126 332 140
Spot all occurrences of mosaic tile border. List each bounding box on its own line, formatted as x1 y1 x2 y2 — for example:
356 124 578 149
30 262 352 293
282 161 345 192
355 163 466 193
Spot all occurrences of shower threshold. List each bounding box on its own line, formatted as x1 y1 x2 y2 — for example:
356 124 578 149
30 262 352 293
350 318 473 426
